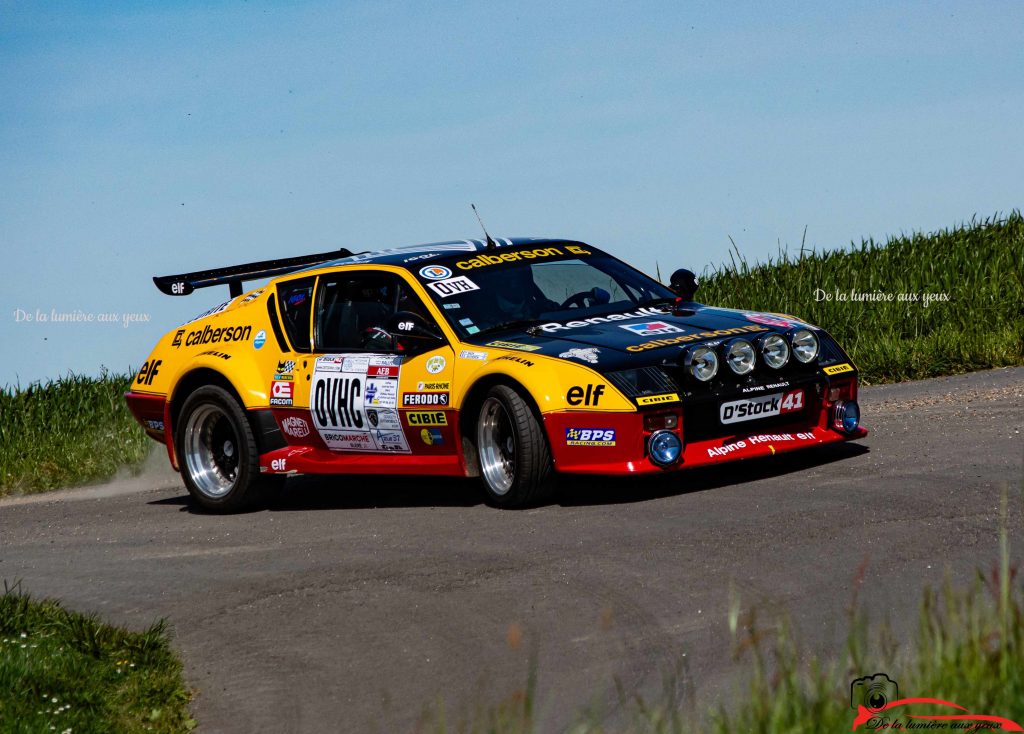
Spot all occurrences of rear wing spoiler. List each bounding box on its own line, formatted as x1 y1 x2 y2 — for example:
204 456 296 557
153 248 355 297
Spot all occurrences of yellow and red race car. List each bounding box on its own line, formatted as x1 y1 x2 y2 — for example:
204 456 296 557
126 237 866 511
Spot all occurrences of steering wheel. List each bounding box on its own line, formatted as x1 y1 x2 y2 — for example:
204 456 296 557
559 287 610 309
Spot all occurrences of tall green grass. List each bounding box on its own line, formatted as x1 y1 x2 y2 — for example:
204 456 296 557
0 371 150 496
0 582 194 733
696 212 1024 383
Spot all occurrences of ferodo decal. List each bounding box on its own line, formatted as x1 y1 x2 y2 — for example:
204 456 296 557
636 393 679 406
720 389 804 425
539 306 668 334
173 323 252 348
565 428 617 447
824 363 854 375
626 325 770 352
310 354 410 453
402 392 449 406
454 245 589 270
408 411 447 426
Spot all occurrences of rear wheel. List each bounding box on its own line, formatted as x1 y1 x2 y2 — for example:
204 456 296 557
476 385 555 507
176 385 282 512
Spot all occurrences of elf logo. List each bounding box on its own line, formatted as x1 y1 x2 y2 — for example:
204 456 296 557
566 384 606 407
136 360 161 385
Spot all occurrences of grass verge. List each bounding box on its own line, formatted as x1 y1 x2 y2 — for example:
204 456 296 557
695 211 1024 383
0 583 193 733
0 371 150 497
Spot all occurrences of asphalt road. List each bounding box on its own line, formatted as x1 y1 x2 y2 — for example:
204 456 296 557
2 367 1022 733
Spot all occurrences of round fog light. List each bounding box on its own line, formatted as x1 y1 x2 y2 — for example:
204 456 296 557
833 400 861 434
648 430 682 466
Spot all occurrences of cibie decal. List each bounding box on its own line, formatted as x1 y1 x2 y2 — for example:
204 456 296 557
619 321 683 337
427 276 480 298
558 347 600 364
824 363 854 375
280 416 310 438
636 393 679 406
419 265 452 280
426 355 447 374
565 428 617 447
407 411 447 426
253 329 267 349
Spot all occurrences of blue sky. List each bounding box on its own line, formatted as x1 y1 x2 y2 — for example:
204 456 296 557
2 1 1022 387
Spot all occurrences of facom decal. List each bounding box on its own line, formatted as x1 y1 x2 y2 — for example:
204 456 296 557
420 428 444 446
253 330 267 349
402 392 450 406
419 265 453 280
566 384 606 407
618 321 684 337
281 416 310 438
636 393 679 406
425 355 447 374
558 347 600 364
417 380 450 391
427 276 480 298
459 350 488 361
270 380 294 406
174 324 253 348
565 428 617 447
486 341 542 352
824 363 854 375
538 306 668 334
626 325 770 352
407 411 447 426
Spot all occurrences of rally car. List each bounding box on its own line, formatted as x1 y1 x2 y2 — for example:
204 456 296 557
126 237 866 512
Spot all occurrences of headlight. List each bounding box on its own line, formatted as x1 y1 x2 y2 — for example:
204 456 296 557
687 346 719 382
648 430 682 466
791 329 819 363
725 339 756 375
761 334 790 369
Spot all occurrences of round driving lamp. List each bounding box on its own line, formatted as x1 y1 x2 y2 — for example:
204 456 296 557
791 329 819 364
725 339 756 375
761 334 790 369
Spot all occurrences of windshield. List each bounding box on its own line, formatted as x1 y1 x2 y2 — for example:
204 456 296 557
412 246 675 338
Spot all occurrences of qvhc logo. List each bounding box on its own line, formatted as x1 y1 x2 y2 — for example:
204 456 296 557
619 321 683 337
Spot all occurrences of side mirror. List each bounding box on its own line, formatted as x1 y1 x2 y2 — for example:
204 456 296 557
669 269 699 301
387 311 445 348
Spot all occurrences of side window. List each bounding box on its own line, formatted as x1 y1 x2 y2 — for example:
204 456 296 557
277 276 316 352
314 273 444 353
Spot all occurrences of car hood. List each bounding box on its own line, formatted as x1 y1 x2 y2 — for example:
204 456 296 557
467 304 817 370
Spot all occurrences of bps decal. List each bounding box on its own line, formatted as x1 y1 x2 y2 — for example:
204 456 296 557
565 428 617 447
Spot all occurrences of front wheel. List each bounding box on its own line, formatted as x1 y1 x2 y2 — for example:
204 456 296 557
176 385 282 512
476 385 555 507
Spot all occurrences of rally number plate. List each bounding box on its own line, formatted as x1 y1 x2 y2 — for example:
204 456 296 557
720 389 804 425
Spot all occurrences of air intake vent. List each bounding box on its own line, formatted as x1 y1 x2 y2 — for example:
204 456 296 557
606 367 680 398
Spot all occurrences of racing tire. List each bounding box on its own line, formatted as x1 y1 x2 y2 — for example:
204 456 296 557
176 385 283 513
475 384 555 508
